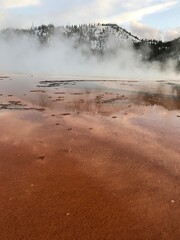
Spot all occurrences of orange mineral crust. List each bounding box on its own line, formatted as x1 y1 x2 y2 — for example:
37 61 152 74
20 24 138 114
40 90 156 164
0 75 179 240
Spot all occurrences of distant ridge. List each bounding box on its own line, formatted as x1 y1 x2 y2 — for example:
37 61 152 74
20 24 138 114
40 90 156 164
0 23 179 68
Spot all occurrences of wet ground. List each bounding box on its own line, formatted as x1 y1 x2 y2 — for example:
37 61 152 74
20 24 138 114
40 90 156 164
0 74 180 240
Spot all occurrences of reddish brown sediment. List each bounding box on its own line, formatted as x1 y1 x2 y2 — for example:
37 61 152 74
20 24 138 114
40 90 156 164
0 76 10 79
30 90 46 93
0 76 180 240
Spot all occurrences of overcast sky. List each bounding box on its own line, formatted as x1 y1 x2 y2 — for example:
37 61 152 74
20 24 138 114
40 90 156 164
0 0 179 40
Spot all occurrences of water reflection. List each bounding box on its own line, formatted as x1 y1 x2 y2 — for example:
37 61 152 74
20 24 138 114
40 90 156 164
134 83 180 110
0 76 180 115
63 92 129 116
30 93 52 109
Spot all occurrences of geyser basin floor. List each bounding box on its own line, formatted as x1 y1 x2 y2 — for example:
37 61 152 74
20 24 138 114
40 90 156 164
0 75 180 240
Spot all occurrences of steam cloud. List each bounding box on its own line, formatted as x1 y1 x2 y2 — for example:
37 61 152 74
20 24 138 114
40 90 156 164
0 32 179 80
